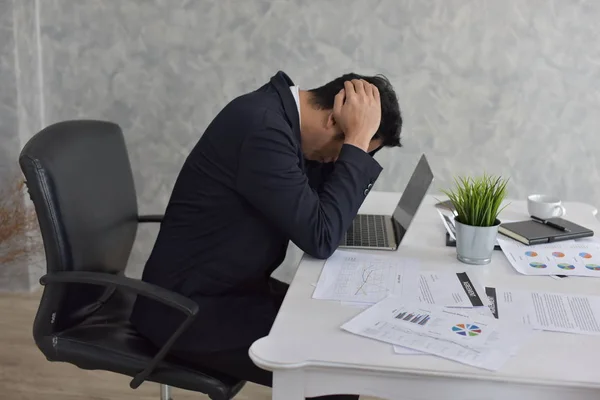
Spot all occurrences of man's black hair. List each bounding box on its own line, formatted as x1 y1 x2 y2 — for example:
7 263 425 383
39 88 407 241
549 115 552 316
308 73 402 147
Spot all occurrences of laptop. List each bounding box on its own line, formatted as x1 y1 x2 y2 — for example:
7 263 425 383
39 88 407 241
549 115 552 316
339 154 434 251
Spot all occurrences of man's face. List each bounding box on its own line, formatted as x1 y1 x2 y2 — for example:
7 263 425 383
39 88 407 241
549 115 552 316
306 123 383 163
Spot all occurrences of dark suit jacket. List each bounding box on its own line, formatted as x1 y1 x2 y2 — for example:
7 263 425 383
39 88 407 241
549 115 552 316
130 71 383 353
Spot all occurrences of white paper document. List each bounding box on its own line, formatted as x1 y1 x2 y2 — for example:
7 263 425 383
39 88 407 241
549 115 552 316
352 301 498 344
390 275 493 356
486 287 600 335
497 236 600 277
418 271 489 308
392 306 497 356
392 346 425 355
312 250 420 304
341 298 534 370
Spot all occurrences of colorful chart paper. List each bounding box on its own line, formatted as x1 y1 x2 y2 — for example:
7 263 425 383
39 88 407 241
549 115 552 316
497 237 600 277
557 263 575 270
529 262 547 269
451 323 482 337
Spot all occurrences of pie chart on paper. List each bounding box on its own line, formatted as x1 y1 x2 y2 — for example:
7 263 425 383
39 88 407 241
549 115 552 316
451 323 482 337
557 263 575 270
529 262 547 269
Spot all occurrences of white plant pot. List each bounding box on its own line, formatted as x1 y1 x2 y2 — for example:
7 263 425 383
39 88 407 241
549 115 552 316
454 217 500 265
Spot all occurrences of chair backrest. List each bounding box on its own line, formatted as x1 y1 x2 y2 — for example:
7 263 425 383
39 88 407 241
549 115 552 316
19 120 139 342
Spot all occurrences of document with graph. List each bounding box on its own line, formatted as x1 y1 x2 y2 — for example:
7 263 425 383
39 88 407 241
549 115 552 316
341 298 535 370
497 236 600 277
344 300 500 345
387 322 534 370
312 250 420 304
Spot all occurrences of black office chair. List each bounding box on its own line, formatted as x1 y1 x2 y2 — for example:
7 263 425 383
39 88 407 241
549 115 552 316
18 120 246 400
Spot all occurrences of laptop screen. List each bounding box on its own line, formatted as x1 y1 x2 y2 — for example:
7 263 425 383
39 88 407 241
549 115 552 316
392 154 434 242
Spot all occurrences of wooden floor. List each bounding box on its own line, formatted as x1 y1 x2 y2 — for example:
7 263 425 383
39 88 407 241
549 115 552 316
0 290 272 400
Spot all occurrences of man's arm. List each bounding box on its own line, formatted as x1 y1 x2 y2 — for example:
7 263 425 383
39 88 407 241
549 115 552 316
236 128 381 259
304 160 334 190
305 147 382 190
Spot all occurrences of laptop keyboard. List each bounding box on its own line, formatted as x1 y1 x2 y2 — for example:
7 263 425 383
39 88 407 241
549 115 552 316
344 214 391 248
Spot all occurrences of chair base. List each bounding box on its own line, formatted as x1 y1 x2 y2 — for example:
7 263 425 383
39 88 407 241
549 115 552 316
160 384 172 400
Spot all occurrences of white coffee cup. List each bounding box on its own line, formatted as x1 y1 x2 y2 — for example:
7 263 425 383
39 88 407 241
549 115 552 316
527 194 566 219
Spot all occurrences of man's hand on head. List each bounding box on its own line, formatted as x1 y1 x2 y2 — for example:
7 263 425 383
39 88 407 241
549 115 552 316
333 79 382 153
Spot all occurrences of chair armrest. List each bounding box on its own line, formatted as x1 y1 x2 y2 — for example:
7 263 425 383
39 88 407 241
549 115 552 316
40 271 198 389
40 271 197 316
138 214 164 223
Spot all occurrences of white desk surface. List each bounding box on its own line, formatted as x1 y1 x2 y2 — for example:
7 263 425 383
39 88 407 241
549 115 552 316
250 192 600 391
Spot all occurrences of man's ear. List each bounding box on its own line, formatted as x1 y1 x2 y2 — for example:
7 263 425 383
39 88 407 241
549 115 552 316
325 111 336 129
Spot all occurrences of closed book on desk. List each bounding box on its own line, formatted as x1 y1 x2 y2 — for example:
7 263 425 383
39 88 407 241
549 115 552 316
498 218 594 245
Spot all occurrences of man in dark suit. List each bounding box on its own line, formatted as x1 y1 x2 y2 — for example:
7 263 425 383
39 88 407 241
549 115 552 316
131 71 402 399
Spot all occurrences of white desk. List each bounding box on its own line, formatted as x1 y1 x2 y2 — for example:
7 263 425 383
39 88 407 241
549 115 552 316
249 192 600 400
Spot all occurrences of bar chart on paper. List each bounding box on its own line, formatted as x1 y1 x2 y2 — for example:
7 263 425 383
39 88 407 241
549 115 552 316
395 310 431 326
341 298 533 371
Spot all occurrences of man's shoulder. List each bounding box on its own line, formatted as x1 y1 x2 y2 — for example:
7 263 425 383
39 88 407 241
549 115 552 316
229 73 290 117
212 91 294 141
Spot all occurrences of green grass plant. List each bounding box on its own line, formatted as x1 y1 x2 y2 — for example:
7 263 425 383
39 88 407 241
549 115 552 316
441 174 509 227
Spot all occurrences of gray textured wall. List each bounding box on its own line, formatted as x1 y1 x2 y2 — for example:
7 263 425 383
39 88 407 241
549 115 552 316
0 0 44 291
0 0 22 290
2 0 600 286
0 0 19 180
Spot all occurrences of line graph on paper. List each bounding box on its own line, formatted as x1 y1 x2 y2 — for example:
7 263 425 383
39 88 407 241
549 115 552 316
312 250 420 304
333 257 394 302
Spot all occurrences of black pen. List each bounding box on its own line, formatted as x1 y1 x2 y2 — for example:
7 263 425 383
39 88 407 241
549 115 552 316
531 215 571 232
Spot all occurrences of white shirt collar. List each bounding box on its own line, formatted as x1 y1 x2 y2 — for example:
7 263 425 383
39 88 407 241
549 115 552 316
289 86 301 127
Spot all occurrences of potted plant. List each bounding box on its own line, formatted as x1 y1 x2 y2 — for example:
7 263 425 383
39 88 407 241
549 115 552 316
441 174 509 265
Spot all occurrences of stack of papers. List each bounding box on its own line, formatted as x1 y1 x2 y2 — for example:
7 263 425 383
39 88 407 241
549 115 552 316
341 298 535 371
437 207 458 240
313 250 489 308
497 236 600 277
312 249 600 371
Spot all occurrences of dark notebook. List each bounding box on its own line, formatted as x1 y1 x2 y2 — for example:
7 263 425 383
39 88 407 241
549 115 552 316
498 218 594 245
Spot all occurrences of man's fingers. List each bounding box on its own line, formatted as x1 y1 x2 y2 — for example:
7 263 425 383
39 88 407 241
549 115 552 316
352 79 365 96
363 81 374 98
344 80 355 98
372 84 381 104
333 89 345 115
